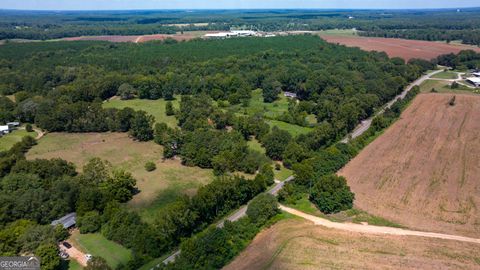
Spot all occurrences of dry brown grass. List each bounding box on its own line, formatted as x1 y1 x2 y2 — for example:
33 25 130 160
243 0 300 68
27 132 213 209
339 93 480 237
225 219 480 270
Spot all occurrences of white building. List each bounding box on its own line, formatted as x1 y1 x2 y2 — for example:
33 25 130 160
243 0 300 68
231 30 256 37
471 72 480 77
284 91 297 98
466 77 480 87
0 125 9 135
204 32 232 38
205 30 257 39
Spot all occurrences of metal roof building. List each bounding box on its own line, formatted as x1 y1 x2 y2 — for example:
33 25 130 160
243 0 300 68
51 212 77 229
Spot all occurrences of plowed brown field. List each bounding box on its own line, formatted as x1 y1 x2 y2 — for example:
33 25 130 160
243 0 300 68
320 35 480 60
62 31 211 43
225 219 480 270
339 93 480 237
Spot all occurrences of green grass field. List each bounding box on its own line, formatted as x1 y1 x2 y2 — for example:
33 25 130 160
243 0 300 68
0 129 38 151
247 138 265 154
431 71 459 79
419 79 478 94
65 260 83 270
240 89 290 118
27 132 213 222
274 164 293 181
69 231 132 269
315 28 358 36
103 97 180 128
266 119 313 137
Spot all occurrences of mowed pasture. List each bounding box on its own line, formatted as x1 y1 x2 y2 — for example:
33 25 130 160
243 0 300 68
69 230 132 269
103 97 179 127
0 129 38 151
26 132 213 217
419 79 478 94
339 93 480 237
225 219 480 270
319 34 480 61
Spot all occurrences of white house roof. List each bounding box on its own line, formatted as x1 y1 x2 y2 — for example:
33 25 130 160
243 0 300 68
471 72 480 77
205 32 231 38
0 125 9 132
467 77 480 83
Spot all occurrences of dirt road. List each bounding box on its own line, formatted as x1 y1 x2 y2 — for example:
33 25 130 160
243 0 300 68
341 69 443 143
59 241 88 267
279 205 480 245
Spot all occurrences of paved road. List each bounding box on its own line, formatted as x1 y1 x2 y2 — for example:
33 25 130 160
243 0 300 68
280 205 480 245
341 69 444 143
162 176 295 265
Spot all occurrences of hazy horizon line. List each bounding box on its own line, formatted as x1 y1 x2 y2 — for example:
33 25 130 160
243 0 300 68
1 6 479 12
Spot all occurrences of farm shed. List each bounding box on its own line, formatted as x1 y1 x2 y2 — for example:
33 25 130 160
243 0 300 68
51 212 77 229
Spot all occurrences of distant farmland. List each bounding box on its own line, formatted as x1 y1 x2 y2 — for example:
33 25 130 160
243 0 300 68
339 93 480 237
319 34 480 60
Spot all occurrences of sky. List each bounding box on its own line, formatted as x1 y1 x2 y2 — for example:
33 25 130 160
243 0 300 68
0 0 479 10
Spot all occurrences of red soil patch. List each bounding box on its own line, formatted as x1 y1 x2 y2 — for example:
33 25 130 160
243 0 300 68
62 32 210 43
320 35 480 61
339 93 480 238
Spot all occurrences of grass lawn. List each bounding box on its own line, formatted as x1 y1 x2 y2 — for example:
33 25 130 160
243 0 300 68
27 132 213 221
230 89 291 119
274 163 292 181
103 97 180 128
431 71 459 79
247 137 265 154
315 28 358 36
266 119 313 137
69 231 132 269
65 260 83 270
0 129 38 151
419 79 478 94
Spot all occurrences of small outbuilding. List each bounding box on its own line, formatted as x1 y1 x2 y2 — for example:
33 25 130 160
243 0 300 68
0 125 10 135
7 122 20 127
51 213 77 229
284 91 297 98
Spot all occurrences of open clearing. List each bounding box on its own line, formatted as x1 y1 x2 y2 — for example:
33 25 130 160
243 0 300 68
103 97 179 127
26 132 213 220
69 230 132 269
339 93 480 237
419 79 479 94
318 35 480 61
0 129 38 151
225 218 480 270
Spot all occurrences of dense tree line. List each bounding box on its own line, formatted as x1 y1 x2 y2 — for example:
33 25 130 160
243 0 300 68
0 139 138 269
360 29 480 46
0 35 429 150
2 9 480 46
436 50 480 70
163 193 279 269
